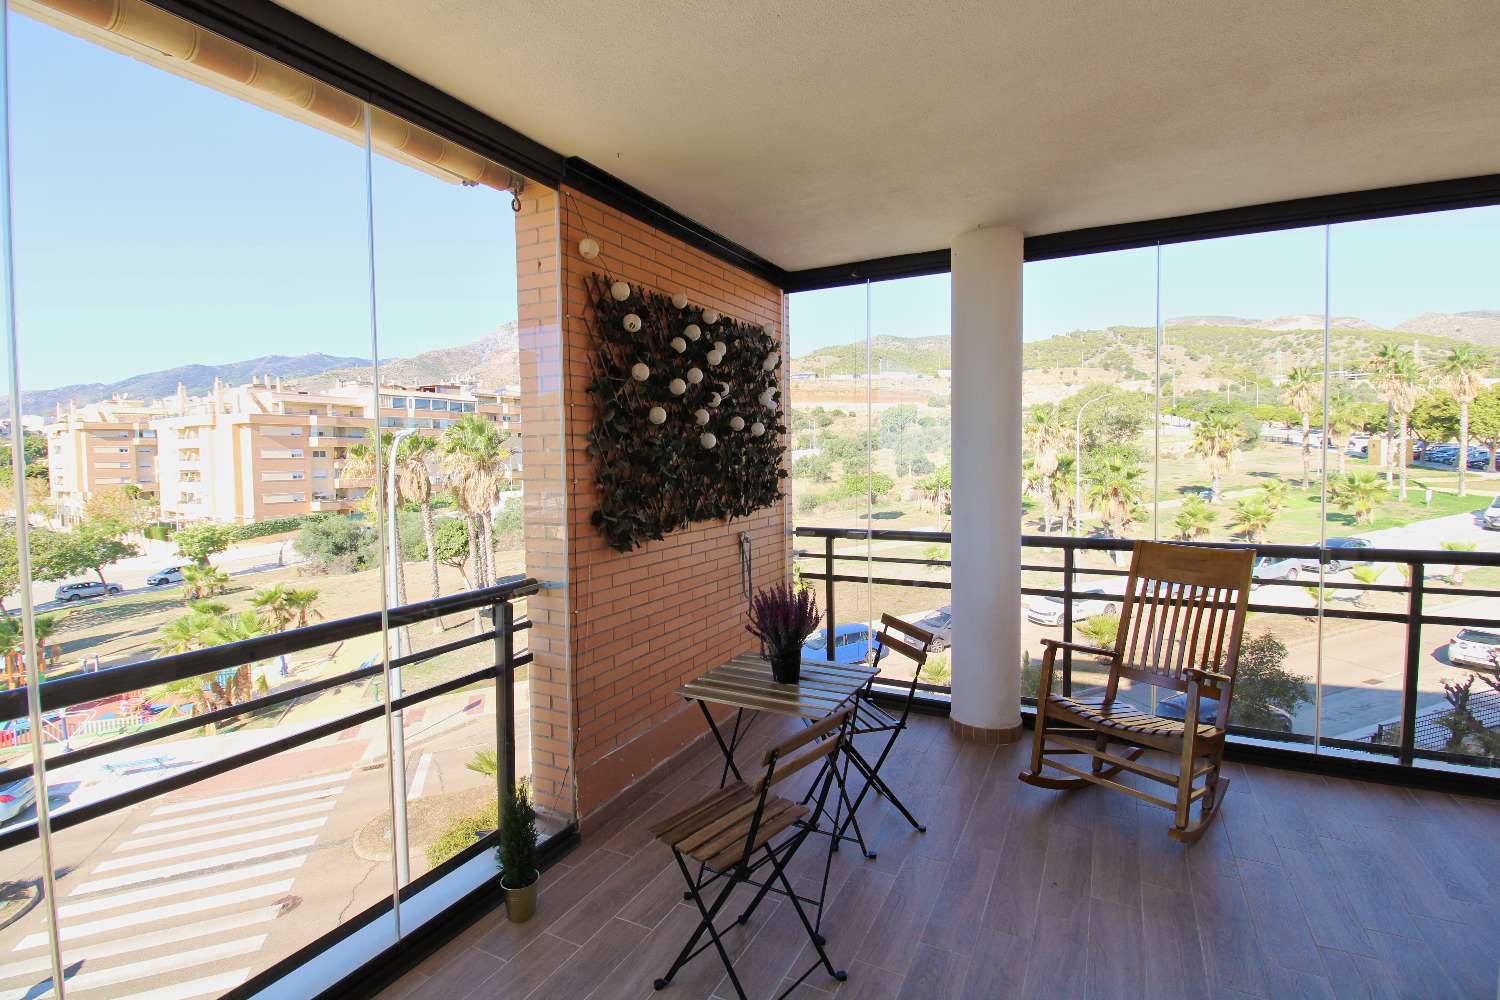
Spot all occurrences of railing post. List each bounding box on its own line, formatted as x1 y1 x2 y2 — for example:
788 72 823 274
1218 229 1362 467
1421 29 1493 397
1399 562 1422 767
1061 544 1074 698
493 598 517 796
824 535 836 662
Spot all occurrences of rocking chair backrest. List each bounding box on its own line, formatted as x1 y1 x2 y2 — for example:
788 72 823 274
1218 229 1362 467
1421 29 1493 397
1107 541 1254 702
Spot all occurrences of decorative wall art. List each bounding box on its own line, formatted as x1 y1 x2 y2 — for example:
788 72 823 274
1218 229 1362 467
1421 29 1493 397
586 273 787 552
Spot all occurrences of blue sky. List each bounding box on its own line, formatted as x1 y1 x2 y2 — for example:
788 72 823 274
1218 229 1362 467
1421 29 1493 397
6 10 1498 389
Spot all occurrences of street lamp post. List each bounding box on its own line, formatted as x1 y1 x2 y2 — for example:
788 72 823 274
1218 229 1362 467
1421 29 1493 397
1074 395 1107 536
386 426 417 885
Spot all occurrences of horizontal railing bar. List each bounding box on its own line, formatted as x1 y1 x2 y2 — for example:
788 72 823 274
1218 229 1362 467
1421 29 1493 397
0 659 503 852
0 578 538 722
0 620 524 786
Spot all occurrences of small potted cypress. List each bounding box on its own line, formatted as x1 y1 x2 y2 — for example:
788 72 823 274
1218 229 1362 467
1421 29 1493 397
498 778 540 923
747 581 822 684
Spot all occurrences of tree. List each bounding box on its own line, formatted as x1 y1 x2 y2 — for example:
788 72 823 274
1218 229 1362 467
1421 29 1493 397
0 524 19 613
1349 564 1384 606
396 434 441 607
1441 540 1477 586
1325 402 1357 477
1058 386 1152 452
1328 470 1385 525
1282 366 1321 489
1085 453 1145 538
181 563 230 602
174 523 235 566
1173 497 1216 541
792 454 833 483
1228 495 1276 543
1188 412 1245 503
295 516 376 574
82 485 155 534
1231 633 1310 732
285 587 323 629
1024 405 1070 533
441 414 509 589
1408 392 1459 453
1370 346 1421 500
1258 479 1291 513
250 584 297 631
918 464 951 518
1437 345 1486 496
839 471 894 502
67 520 141 584
431 517 473 587
1470 385 1500 473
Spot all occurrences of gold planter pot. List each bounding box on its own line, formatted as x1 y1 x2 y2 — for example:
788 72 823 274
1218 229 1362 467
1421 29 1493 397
504 873 539 923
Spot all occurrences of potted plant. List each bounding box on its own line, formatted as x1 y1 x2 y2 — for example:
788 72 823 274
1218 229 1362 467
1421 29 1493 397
747 581 822 684
498 778 540 923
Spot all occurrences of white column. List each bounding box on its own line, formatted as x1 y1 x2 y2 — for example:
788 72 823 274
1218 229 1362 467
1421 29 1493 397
949 224 1024 737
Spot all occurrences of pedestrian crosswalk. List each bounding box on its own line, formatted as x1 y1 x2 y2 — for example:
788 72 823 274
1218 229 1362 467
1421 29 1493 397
1 770 350 999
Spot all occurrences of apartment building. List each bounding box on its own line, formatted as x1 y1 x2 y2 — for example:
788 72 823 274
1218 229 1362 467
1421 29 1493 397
45 396 168 519
46 377 521 525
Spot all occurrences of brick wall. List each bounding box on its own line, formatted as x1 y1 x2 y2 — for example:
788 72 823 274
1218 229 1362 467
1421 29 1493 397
517 184 790 821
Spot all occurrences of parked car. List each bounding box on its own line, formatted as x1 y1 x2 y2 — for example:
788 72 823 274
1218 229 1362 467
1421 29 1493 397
801 623 872 664
1251 555 1301 586
910 606 952 651
1446 628 1500 669
1301 536 1372 573
146 566 185 586
1484 495 1500 531
0 776 35 824
1026 587 1112 627
54 580 122 602
1155 692 1292 731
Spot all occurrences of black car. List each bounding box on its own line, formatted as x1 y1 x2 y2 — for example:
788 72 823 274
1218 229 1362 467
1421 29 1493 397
1300 536 1372 573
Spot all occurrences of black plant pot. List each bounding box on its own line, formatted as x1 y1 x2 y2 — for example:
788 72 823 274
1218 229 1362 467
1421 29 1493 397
770 651 802 684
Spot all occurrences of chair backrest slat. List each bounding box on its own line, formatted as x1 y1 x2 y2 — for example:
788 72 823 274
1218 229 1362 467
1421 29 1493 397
763 705 852 765
1108 542 1253 700
874 631 927 666
880 613 935 646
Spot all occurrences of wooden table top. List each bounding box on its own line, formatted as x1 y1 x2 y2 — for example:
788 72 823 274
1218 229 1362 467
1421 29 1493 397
676 654 878 720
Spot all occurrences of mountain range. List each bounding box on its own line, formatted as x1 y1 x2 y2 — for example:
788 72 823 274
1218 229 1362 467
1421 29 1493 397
13 323 520 418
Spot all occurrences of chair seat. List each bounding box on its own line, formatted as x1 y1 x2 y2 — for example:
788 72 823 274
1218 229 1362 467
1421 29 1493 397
651 782 809 870
1045 694 1220 751
852 696 899 734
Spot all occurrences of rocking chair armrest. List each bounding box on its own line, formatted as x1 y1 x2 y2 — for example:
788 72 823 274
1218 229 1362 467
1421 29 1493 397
1183 667 1232 686
1039 639 1116 659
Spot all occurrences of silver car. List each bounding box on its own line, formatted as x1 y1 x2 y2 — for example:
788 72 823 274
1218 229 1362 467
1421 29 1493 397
1252 555 1301 587
54 580 122 602
0 776 35 824
1026 587 1112 626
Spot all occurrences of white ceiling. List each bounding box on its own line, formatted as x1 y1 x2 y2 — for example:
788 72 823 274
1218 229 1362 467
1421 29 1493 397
283 0 1500 271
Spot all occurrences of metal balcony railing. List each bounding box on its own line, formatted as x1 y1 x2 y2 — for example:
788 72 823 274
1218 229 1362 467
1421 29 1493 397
794 526 1500 782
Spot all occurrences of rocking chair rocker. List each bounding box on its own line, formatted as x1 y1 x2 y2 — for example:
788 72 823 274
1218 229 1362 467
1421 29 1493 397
1018 540 1254 843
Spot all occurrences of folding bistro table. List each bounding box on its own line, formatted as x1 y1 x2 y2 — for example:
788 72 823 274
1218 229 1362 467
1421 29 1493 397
677 653 878 787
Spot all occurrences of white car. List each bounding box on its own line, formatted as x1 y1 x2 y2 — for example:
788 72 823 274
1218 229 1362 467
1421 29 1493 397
1483 496 1500 531
1026 588 1113 626
1446 628 1500 670
1251 555 1302 587
0 776 35 824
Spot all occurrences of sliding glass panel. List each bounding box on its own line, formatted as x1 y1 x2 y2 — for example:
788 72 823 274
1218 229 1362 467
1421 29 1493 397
788 283 871 660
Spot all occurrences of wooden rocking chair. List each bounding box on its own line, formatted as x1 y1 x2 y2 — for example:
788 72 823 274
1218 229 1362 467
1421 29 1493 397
1018 540 1253 842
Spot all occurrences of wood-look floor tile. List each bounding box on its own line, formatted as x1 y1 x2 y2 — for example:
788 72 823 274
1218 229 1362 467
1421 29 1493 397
918 846 1000 956
1140 882 1209 1000
1236 857 1326 978
529 917 649 1000
896 943 966 995
550 843 675 945
1316 947 1401 1000
1409 913 1500 1000
1018 898 1088 1000
956 928 1029 1000
1086 896 1147 1000
1190 870 1267 998
471 932 575 999
854 854 950 977
1275 846 1375 958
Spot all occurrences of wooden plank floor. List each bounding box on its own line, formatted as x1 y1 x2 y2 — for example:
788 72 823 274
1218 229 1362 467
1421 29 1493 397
379 714 1500 1000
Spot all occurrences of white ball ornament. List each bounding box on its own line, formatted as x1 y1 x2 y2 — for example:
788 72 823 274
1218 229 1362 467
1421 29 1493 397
631 362 651 381
729 416 746 431
610 280 630 301
669 378 687 396
648 406 667 425
708 392 722 407
700 432 717 450
713 341 727 356
758 388 776 407
671 292 689 309
701 308 721 325
686 367 704 385
578 237 601 260
670 336 687 354
762 353 779 372
693 408 710 425
684 324 702 341
622 313 642 333
750 421 765 437
706 349 723 367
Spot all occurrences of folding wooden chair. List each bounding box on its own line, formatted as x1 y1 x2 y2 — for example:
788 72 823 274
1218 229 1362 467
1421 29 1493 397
650 707 854 998
1018 541 1253 842
828 613 935 858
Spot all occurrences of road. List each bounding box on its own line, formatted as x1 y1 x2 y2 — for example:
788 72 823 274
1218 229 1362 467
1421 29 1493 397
13 539 305 614
0 684 505 999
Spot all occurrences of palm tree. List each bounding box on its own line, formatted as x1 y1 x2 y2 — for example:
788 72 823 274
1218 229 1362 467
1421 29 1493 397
1259 479 1291 513
1329 470 1386 525
1173 497 1216 541
250 584 297 632
1437 345 1485 497
1049 455 1076 535
1371 346 1422 499
1085 454 1146 539
1228 496 1276 543
1024 405 1069 533
1282 365 1321 489
1441 540 1478 586
181 563 229 603
396 435 443 604
344 433 408 602
1325 403 1357 477
1349 564 1384 606
1189 412 1244 503
285 587 323 629
441 414 508 588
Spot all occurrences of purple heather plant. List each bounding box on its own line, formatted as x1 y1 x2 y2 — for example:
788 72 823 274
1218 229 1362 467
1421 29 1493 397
746 581 822 659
